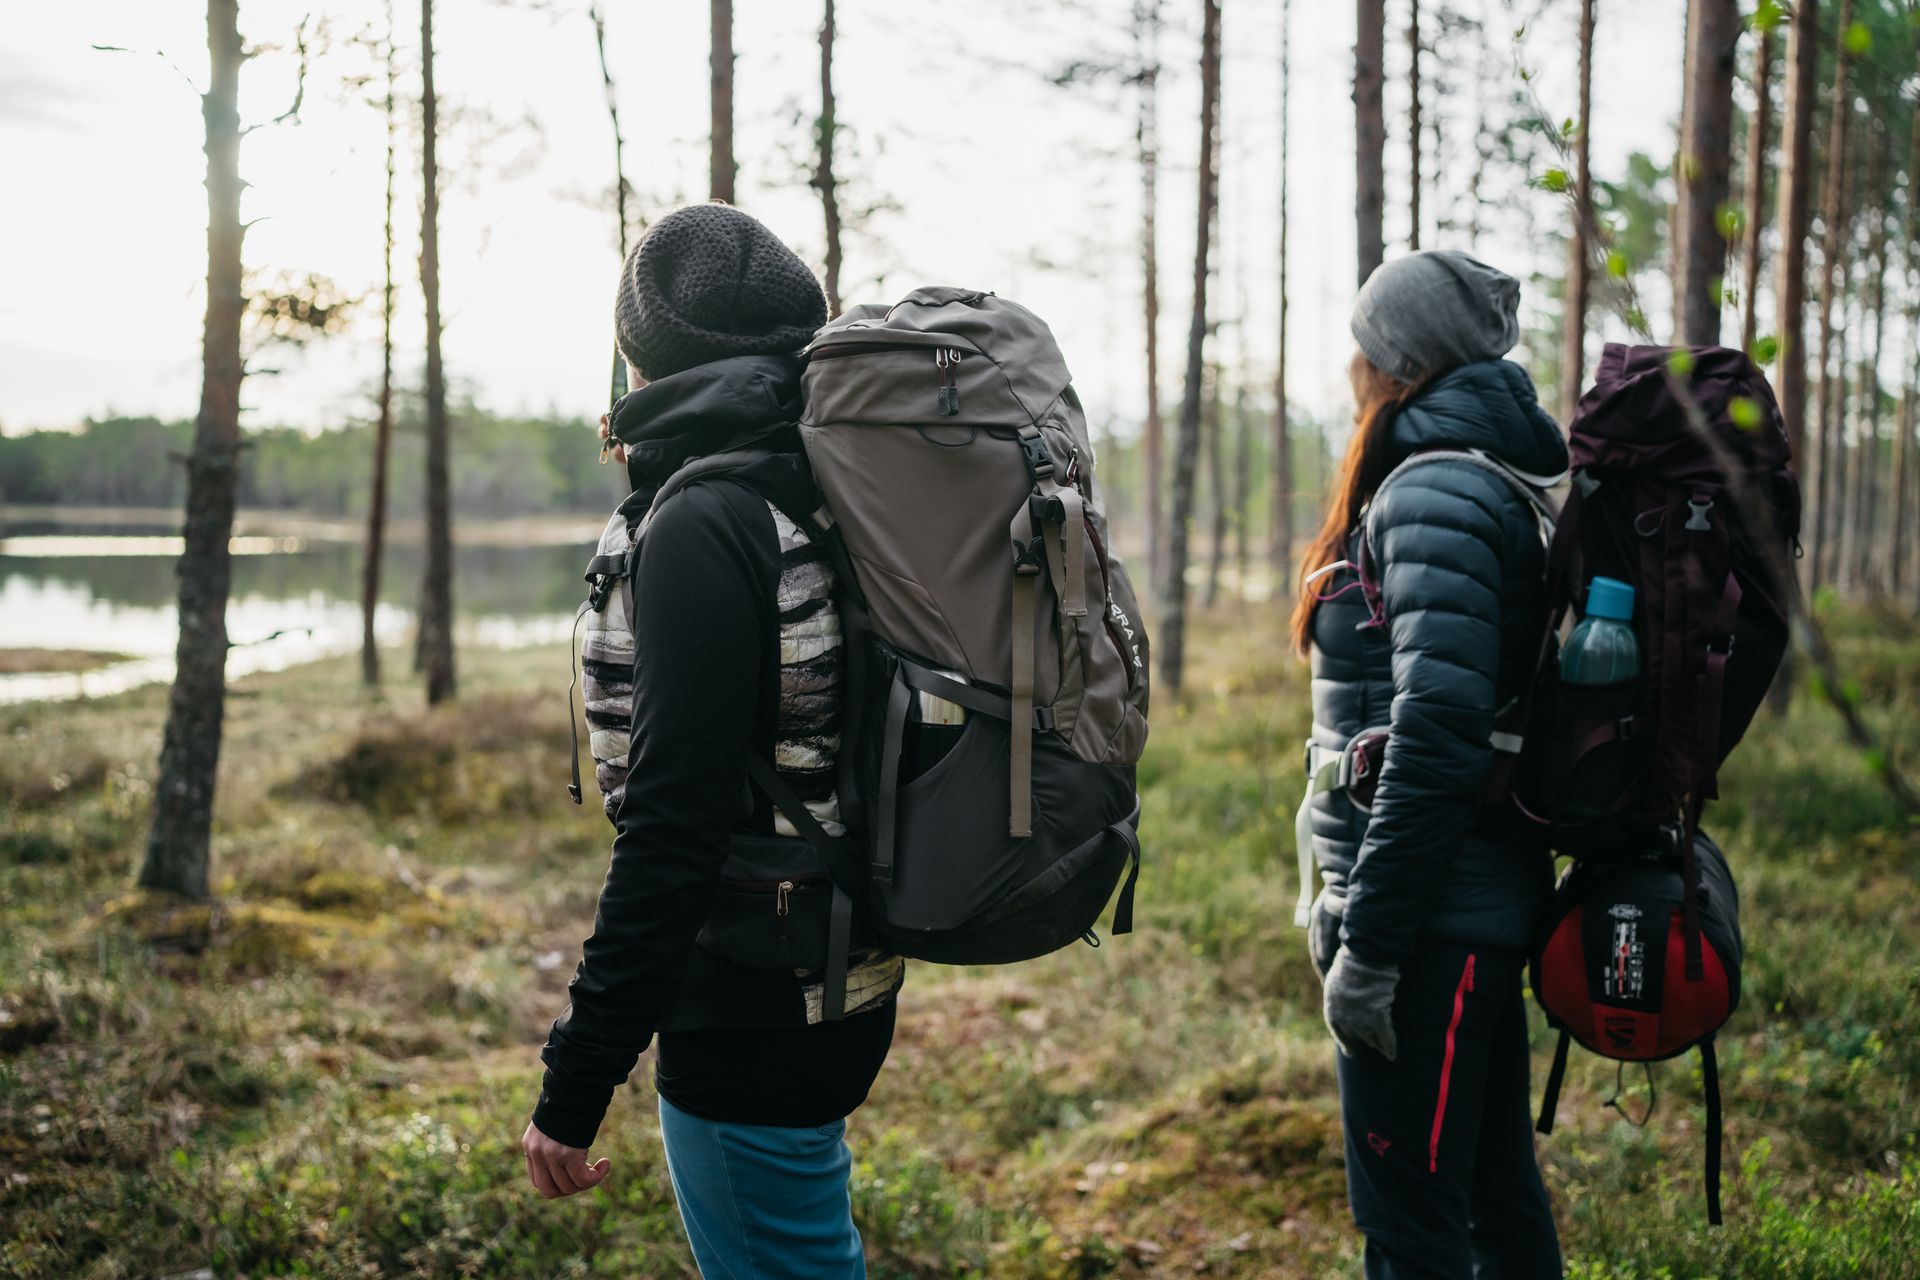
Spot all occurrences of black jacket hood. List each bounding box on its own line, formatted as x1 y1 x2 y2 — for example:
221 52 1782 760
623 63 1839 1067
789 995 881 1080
610 353 807 493
1386 359 1569 478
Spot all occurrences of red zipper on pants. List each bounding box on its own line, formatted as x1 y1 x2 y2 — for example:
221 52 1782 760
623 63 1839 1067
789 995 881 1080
1429 953 1476 1173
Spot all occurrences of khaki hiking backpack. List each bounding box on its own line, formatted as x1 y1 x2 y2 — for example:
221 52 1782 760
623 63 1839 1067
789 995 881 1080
570 288 1149 1016
800 287 1149 963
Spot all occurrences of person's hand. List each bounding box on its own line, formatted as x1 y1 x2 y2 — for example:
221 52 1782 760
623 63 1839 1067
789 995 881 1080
597 413 627 465
1322 947 1401 1060
522 1120 610 1199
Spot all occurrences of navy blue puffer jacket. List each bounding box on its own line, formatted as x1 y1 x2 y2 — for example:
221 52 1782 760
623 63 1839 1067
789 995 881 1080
1306 359 1569 965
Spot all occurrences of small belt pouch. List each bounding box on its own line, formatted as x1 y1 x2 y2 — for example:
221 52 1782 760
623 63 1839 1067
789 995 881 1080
696 837 857 971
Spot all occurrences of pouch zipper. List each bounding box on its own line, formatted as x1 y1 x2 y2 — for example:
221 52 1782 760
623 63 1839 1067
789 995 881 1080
1430 953 1476 1173
720 876 827 919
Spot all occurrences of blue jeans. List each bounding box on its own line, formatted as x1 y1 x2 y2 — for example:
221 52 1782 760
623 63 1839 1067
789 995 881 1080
657 1096 866 1279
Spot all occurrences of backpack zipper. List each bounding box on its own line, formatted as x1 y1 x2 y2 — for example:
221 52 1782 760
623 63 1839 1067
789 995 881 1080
1430 953 1476 1173
720 875 827 917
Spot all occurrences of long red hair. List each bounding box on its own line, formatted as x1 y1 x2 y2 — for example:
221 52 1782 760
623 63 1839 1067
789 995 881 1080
1287 351 1430 655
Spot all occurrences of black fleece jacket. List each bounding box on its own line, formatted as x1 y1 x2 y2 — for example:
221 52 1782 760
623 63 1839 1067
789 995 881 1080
532 355 893 1149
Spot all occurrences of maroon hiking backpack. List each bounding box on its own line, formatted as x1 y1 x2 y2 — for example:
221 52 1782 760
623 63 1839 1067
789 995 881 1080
1492 344 1800 953
1512 344 1797 1224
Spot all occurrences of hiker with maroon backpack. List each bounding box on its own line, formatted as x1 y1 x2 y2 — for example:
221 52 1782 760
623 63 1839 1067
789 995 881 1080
1293 251 1566 1278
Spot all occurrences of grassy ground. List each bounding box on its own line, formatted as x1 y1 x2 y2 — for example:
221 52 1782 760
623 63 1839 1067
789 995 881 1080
2 608 1916 1279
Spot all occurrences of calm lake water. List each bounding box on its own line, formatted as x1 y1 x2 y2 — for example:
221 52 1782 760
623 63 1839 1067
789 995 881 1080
0 517 597 703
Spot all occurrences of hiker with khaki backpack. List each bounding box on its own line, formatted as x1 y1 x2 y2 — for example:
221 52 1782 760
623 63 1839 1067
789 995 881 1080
525 203 1149 1278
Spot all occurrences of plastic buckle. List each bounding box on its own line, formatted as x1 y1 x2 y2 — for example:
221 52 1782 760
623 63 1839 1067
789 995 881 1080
1012 537 1046 575
1019 433 1056 480
1029 492 1066 524
1685 497 1714 532
585 575 611 612
1034 706 1056 733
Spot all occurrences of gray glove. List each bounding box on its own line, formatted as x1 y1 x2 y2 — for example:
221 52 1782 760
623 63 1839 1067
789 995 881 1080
1323 948 1401 1060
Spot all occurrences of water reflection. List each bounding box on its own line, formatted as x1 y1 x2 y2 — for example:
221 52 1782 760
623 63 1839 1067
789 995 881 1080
0 528 591 704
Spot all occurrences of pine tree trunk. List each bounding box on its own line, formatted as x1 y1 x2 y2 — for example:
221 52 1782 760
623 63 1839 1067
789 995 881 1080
1561 0 1595 424
1892 116 1919 602
1157 0 1220 695
1204 361 1226 609
142 0 245 900
1675 0 1739 345
1830 297 1854 591
418 0 456 704
1406 0 1421 252
592 3 632 263
816 0 841 316
1850 131 1889 591
1738 21 1773 356
362 0 398 690
1269 0 1292 589
710 0 735 203
1136 0 1164 595
1811 1 1853 586
1672 0 1695 339
1774 0 1817 553
1231 380 1251 585
1354 0 1385 286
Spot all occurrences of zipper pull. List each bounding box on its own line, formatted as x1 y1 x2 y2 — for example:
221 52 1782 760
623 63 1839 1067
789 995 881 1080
935 349 962 416
776 880 793 917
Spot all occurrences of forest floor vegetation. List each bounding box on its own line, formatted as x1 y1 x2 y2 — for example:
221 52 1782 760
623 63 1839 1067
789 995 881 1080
2 607 1917 1278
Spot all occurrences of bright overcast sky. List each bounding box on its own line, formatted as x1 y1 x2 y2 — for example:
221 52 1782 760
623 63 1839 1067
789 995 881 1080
1 0 1685 438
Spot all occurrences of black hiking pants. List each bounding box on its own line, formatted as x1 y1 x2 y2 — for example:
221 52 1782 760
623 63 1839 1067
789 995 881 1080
1330 941 1563 1280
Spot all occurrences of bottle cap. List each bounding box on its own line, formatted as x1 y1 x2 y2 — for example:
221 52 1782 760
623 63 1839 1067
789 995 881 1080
1585 576 1636 622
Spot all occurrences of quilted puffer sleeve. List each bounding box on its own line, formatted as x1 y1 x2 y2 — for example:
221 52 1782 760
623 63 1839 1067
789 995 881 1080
1338 462 1509 965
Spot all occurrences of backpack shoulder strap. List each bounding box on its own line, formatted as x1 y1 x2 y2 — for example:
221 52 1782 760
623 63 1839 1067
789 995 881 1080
1367 447 1563 536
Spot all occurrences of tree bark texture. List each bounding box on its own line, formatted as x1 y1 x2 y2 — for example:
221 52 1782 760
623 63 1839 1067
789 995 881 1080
1675 0 1739 346
1158 0 1220 695
711 0 735 203
418 0 457 704
1738 20 1773 356
1204 361 1226 608
1892 116 1919 601
816 0 842 316
142 0 246 900
1561 0 1595 424
1773 0 1816 507
1407 0 1421 252
1354 0 1385 286
362 0 398 689
1270 0 1292 586
1811 0 1853 585
1136 0 1164 595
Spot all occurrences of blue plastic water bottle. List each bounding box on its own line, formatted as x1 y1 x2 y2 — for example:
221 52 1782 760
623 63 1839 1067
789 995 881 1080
1562 577 1641 685
1558 576 1640 818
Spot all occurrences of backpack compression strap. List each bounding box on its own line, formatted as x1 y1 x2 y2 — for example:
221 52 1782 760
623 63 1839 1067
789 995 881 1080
742 754 862 1022
1007 423 1088 838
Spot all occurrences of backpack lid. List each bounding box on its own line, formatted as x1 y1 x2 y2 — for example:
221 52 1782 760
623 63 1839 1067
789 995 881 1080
806 288 1073 427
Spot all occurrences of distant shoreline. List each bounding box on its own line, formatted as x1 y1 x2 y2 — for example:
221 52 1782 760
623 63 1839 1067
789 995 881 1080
0 504 606 548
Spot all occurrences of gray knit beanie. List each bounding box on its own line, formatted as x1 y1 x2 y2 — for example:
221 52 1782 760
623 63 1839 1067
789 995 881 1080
614 204 828 381
1350 249 1522 381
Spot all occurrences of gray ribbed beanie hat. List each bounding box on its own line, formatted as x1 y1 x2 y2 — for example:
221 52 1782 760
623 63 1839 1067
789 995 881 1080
1350 249 1522 381
614 204 828 381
